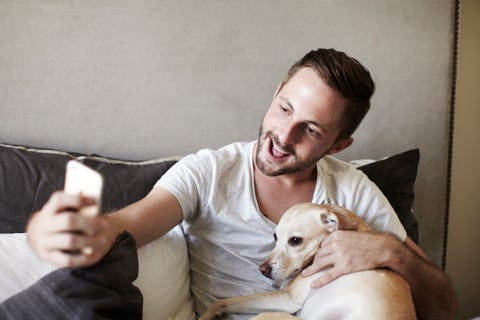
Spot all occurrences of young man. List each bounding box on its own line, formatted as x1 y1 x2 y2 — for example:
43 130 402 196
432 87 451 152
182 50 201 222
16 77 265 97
27 49 456 319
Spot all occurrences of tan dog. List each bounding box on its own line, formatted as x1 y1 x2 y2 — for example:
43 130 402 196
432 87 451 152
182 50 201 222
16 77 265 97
199 203 416 320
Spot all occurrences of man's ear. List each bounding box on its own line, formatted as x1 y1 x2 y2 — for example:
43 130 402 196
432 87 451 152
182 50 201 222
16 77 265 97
328 136 354 155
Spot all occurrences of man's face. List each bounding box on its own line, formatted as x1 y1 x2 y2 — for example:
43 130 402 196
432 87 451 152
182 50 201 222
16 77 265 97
256 67 350 177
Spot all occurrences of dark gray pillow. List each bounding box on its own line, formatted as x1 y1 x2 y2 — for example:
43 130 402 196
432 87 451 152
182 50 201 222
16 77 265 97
0 143 420 241
0 143 177 233
357 149 420 243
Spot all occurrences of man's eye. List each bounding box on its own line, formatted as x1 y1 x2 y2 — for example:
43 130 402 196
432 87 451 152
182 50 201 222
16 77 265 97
288 237 303 246
305 125 318 136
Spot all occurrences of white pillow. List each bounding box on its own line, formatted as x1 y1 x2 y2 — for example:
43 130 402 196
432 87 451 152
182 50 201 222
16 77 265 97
0 233 58 301
0 226 195 320
135 225 195 320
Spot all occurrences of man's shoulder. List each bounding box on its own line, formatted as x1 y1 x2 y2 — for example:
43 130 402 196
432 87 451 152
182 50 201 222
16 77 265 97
319 155 356 172
318 155 366 181
195 141 253 161
216 141 254 155
180 141 253 171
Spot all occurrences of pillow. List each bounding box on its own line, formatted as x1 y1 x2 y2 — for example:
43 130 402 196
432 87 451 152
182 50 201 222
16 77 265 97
135 225 195 320
0 143 178 233
354 149 420 243
0 232 143 319
0 233 58 301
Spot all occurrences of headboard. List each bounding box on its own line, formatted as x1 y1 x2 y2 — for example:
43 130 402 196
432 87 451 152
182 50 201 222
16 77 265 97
0 1 455 266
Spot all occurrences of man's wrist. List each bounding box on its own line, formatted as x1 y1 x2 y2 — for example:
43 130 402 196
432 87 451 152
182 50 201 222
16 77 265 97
379 233 406 270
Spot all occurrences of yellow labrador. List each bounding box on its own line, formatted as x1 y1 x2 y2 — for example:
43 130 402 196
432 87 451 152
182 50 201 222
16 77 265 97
199 203 415 320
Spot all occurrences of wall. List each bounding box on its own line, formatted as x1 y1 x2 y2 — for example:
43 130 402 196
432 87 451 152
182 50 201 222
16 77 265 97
0 1 453 267
446 0 480 319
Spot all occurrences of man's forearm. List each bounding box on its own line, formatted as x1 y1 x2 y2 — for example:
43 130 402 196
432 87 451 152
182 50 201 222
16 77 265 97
386 236 457 319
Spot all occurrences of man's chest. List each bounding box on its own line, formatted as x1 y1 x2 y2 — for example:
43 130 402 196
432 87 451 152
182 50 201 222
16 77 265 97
254 183 316 224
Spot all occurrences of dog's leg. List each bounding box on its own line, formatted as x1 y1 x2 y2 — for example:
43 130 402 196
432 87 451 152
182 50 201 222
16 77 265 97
199 274 316 320
199 290 302 320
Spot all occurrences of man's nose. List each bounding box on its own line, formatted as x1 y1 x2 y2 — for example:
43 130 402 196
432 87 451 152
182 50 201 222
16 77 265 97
276 122 298 146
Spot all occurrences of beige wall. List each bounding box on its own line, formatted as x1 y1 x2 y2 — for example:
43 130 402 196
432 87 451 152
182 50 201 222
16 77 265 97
446 0 480 319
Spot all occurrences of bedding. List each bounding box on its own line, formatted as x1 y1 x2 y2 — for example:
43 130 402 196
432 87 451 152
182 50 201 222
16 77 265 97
0 143 419 319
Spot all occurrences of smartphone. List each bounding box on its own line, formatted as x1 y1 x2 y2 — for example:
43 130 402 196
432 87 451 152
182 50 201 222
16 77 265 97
64 160 103 216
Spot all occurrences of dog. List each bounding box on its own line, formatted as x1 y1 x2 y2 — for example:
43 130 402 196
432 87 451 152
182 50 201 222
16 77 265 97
199 203 416 320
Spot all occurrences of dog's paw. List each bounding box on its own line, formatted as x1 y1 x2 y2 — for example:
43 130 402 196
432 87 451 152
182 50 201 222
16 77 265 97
199 300 227 320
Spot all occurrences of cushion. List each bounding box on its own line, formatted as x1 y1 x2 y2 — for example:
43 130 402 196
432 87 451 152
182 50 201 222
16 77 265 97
0 233 57 301
354 149 420 243
0 143 178 233
135 226 195 320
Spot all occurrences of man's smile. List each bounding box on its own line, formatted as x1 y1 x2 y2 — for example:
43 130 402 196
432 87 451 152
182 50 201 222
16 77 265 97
268 136 292 160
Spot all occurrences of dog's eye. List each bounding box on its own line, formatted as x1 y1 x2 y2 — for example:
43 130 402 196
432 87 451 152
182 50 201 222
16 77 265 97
288 237 303 246
273 233 277 242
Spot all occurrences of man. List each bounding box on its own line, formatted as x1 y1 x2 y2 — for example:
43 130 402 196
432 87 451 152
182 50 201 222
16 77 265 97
27 48 456 319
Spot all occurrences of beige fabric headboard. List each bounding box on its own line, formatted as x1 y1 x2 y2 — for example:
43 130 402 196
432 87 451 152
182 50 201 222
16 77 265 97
0 1 454 266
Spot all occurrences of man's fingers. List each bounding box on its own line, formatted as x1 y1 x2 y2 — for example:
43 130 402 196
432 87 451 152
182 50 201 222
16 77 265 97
46 248 105 268
302 253 334 277
311 269 342 288
44 191 95 215
42 232 88 252
42 231 110 267
30 213 109 266
27 191 112 268
52 213 104 235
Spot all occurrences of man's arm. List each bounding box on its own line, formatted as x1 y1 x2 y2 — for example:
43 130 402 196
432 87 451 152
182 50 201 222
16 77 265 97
301 231 457 320
27 187 183 267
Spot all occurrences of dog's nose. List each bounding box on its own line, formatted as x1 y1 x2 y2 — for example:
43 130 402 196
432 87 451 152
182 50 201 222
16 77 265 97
259 262 272 278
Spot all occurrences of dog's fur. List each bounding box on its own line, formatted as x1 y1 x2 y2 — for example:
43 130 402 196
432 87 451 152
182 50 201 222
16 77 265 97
199 203 416 320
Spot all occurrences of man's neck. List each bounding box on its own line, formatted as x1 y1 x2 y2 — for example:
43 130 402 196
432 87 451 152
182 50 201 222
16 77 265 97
252 148 318 223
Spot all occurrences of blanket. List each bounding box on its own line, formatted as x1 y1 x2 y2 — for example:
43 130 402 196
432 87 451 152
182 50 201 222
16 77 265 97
0 232 143 320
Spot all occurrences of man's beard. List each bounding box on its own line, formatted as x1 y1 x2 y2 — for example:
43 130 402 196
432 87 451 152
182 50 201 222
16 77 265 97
255 125 320 177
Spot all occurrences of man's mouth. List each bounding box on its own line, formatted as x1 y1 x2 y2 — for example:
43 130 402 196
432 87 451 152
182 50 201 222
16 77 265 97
269 138 290 159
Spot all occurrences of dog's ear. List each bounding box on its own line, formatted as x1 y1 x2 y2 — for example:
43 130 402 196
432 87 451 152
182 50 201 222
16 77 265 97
320 212 339 232
320 210 359 232
335 210 360 231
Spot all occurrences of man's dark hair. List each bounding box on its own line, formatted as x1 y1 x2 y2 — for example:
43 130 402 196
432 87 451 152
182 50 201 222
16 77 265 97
280 48 375 140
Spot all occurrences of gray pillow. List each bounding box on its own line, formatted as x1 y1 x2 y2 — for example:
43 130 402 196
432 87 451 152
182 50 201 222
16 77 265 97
0 143 419 242
0 143 177 233
357 149 420 243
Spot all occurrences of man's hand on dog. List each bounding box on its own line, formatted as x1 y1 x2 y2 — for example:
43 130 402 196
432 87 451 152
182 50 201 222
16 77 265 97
301 230 400 288
26 191 117 268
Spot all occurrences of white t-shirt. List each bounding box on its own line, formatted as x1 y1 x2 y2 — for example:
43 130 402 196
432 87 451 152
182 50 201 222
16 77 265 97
156 141 406 319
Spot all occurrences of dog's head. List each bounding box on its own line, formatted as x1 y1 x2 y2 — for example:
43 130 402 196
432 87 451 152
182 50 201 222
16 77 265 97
259 203 368 281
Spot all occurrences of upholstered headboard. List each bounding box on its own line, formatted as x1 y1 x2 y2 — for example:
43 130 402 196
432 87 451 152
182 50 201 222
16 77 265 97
0 1 454 266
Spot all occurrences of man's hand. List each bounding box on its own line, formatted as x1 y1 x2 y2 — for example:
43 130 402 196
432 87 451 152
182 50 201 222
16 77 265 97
26 191 119 268
301 230 398 288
